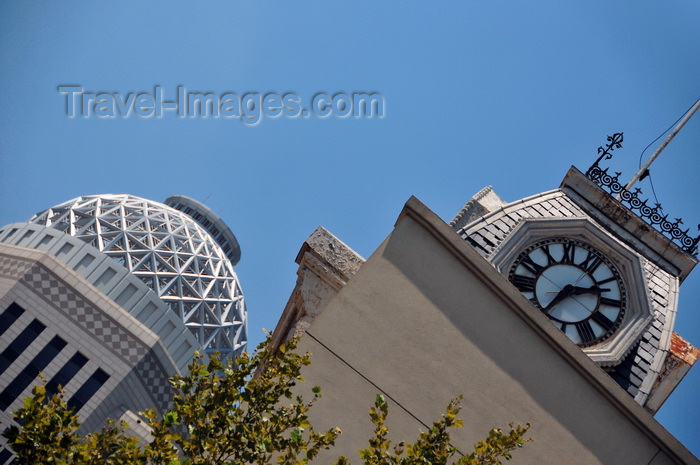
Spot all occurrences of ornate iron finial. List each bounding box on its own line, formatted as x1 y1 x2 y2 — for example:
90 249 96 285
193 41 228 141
583 132 700 255
587 132 624 174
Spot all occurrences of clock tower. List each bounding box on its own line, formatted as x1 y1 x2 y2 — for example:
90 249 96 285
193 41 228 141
450 134 699 412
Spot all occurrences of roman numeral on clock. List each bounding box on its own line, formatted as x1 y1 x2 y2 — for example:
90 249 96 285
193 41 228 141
600 297 621 307
512 274 536 292
591 311 614 332
520 255 544 275
541 244 556 266
561 242 575 264
575 321 596 343
578 251 603 273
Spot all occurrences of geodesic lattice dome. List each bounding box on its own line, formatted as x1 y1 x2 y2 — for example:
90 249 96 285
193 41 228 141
28 194 247 358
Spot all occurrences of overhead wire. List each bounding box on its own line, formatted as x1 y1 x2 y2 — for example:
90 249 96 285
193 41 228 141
636 100 698 214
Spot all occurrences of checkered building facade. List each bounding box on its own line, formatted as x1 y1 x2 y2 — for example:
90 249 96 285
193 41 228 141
0 194 247 464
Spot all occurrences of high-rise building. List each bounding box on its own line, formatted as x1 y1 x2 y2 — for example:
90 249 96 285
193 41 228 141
0 194 246 464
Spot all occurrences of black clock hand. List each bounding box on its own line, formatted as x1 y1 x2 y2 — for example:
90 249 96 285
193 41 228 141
571 286 611 296
544 285 575 311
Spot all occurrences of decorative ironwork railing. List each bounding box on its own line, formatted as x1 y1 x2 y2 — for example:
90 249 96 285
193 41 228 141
585 133 700 255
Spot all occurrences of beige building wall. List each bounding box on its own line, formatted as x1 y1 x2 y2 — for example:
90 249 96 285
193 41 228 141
287 197 698 465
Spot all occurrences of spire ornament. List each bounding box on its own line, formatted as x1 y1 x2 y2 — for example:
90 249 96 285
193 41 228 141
585 133 700 255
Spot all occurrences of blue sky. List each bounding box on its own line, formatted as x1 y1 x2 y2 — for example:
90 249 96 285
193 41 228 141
1 1 698 456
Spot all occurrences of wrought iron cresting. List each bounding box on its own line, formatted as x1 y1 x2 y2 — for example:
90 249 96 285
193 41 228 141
586 133 700 255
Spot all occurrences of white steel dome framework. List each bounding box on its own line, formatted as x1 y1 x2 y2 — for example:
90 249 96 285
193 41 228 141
28 194 247 358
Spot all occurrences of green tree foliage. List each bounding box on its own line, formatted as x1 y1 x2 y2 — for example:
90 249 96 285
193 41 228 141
2 384 144 464
141 337 341 465
336 395 530 465
2 336 530 465
2 337 338 465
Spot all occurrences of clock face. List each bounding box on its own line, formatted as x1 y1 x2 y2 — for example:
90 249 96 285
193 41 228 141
508 238 627 348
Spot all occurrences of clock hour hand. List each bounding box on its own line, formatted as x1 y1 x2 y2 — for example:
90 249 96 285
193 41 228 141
571 285 611 296
543 285 575 311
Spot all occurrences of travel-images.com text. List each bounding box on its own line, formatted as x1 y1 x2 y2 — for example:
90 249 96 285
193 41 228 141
58 86 384 125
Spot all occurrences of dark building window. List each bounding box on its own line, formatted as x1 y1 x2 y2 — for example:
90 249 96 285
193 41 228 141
0 447 13 465
0 319 46 376
45 352 88 399
0 303 25 337
67 368 109 412
0 336 67 411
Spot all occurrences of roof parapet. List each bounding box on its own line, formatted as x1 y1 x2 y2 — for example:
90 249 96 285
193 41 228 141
561 166 697 282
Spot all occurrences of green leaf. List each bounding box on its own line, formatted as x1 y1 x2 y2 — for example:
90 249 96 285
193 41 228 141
164 411 178 425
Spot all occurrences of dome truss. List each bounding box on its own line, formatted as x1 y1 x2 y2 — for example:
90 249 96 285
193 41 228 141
29 194 247 358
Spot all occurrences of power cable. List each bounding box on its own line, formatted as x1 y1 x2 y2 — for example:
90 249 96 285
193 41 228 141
636 100 698 212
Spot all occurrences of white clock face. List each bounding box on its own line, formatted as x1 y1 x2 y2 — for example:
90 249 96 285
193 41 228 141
508 238 627 347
